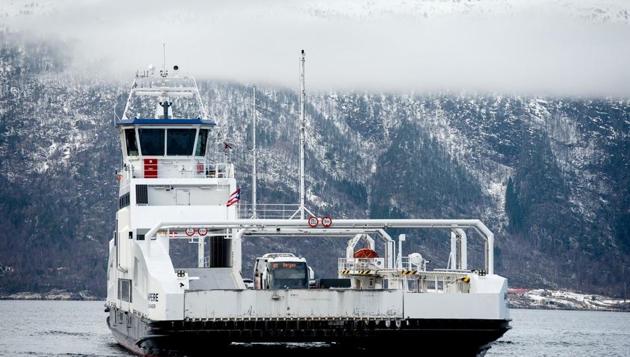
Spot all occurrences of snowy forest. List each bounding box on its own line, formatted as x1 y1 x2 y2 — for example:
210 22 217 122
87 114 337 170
0 31 629 298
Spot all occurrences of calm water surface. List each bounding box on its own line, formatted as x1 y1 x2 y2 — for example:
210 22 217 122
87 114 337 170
487 309 630 356
0 301 628 356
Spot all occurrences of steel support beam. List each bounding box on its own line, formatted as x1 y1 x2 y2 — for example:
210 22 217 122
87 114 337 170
146 219 495 275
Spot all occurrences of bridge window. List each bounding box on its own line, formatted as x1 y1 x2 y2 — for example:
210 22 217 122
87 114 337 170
195 129 208 156
167 129 196 156
124 129 138 156
139 129 165 156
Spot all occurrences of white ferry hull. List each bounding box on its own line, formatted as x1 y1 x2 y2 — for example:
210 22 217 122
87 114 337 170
105 68 511 357
107 305 510 356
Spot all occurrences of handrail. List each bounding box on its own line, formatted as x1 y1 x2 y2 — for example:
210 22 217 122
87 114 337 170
144 218 496 274
239 203 301 219
122 160 234 179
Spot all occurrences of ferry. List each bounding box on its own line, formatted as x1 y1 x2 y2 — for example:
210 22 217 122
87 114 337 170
105 56 510 356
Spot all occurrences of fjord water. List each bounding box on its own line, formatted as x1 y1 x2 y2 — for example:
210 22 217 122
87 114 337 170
0 301 628 356
487 309 630 356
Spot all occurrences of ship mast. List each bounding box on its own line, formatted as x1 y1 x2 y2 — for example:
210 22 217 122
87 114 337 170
299 49 306 219
252 86 257 218
162 43 166 75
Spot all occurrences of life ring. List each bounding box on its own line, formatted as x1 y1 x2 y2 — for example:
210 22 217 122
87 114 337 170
353 248 379 259
321 216 333 228
198 228 208 236
185 228 195 237
307 216 319 228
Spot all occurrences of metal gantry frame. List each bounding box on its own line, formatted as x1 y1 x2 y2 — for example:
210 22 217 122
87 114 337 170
145 218 496 275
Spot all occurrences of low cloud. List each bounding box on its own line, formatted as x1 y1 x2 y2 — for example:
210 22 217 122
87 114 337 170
3 0 630 97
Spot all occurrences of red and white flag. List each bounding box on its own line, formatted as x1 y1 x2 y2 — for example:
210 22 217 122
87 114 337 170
226 188 241 207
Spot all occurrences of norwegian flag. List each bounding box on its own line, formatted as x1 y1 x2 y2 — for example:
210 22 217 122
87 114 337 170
226 188 241 207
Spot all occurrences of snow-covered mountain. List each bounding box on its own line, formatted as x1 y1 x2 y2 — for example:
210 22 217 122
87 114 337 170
2 0 630 97
508 288 630 311
3 0 629 23
301 0 630 23
0 27 629 297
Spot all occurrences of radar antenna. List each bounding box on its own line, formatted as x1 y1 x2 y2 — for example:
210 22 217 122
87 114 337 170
159 100 172 119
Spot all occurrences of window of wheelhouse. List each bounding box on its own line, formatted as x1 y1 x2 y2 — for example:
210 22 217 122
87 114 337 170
124 129 138 156
167 129 196 156
195 129 208 157
139 129 165 156
136 128 208 157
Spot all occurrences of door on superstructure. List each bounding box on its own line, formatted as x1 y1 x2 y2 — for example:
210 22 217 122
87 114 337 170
176 189 190 205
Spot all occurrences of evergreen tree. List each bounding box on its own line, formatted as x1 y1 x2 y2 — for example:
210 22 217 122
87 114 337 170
505 177 523 231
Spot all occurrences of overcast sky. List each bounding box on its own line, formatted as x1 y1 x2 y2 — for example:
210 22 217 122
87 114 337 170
3 0 630 97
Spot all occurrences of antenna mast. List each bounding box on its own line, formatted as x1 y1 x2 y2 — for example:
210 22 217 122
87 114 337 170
252 86 257 218
299 50 306 220
160 43 169 78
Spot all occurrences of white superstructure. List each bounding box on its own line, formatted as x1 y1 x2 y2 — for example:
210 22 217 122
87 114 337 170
105 63 510 356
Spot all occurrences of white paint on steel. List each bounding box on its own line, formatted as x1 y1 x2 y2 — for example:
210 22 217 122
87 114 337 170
403 292 508 320
298 50 306 220
251 86 257 218
145 218 495 274
457 228 468 270
449 231 455 270
398 234 406 269
184 289 403 319
107 69 507 328
197 236 204 268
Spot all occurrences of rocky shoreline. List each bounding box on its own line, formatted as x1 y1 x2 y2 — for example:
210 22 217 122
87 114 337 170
0 289 99 301
2 288 629 312
508 288 630 312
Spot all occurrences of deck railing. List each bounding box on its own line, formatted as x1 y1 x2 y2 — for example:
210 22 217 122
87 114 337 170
122 159 234 179
338 257 471 293
239 203 302 219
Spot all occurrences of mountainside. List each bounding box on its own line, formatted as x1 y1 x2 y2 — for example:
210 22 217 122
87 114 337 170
0 32 629 297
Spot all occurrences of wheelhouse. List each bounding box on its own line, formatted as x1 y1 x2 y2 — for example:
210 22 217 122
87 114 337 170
117 120 214 159
114 69 224 179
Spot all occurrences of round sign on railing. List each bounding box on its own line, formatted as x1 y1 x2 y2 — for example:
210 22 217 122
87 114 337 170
321 216 333 228
307 216 319 228
185 228 196 236
198 228 208 236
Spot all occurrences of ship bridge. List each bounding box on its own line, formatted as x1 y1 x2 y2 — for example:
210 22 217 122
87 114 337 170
110 67 238 290
115 68 231 180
